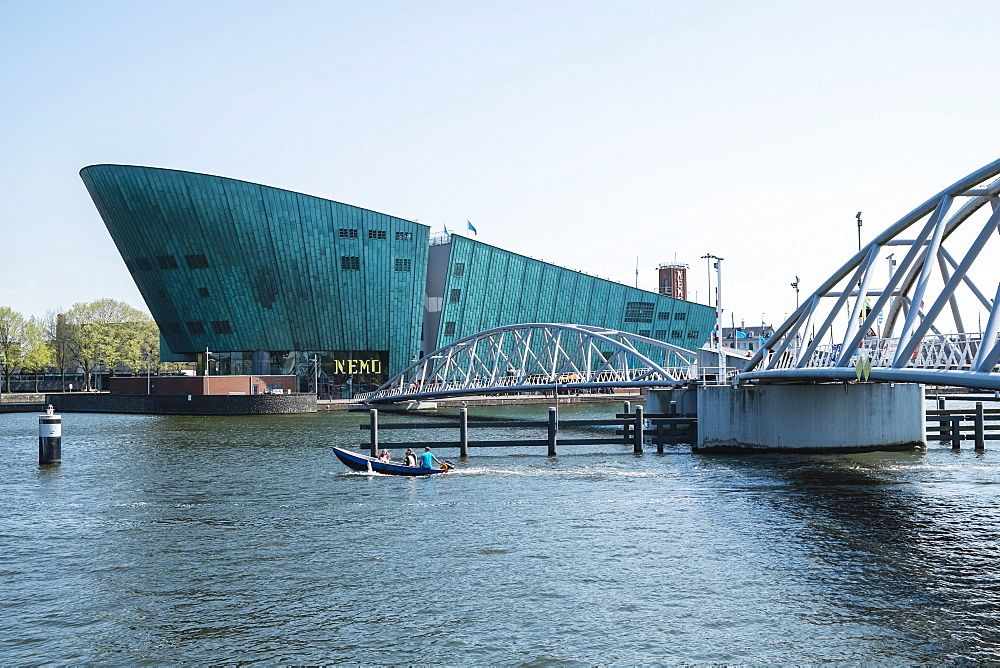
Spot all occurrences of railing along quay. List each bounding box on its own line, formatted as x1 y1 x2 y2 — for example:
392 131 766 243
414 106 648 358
360 406 697 457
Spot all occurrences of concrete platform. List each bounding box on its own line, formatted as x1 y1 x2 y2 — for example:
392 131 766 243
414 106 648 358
696 382 926 453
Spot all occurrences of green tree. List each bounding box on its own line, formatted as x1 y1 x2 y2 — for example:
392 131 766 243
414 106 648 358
62 299 156 390
43 310 75 390
0 307 50 394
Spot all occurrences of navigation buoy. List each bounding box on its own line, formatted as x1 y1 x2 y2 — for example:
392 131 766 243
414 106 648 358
38 405 61 465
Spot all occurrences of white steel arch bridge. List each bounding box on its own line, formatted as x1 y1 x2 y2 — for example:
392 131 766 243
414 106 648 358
742 157 1000 391
358 323 698 404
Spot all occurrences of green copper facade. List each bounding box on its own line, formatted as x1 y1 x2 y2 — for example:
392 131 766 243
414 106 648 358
81 164 715 394
81 165 427 389
427 235 715 355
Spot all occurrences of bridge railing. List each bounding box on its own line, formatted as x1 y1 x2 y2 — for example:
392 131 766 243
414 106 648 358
357 364 698 402
764 332 992 372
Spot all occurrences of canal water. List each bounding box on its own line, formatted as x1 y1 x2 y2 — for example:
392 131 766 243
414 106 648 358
2 402 999 664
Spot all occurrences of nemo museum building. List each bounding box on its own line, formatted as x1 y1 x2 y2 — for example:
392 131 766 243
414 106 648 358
80 165 715 397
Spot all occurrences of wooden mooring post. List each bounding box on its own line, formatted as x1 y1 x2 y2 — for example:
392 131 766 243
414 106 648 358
360 406 697 456
460 407 469 457
633 405 644 454
926 403 996 451
547 406 558 456
976 402 985 451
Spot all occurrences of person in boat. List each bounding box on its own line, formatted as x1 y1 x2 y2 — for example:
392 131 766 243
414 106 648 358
377 449 392 463
418 447 443 469
404 448 417 467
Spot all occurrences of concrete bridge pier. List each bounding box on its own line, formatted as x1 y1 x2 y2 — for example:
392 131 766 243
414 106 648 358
695 382 926 453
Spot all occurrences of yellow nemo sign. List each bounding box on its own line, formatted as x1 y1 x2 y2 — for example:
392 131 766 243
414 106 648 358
334 359 382 374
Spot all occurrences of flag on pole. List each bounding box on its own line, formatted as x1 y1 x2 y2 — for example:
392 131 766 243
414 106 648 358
443 223 449 235
467 220 477 235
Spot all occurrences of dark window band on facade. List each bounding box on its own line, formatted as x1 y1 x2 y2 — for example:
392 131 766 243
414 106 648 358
674 312 687 321
341 256 360 270
395 231 413 241
185 254 210 269
165 322 183 334
449 289 461 303
687 330 699 338
454 262 465 277
212 320 233 335
671 330 683 338
444 322 456 336
624 302 655 323
157 255 179 270
339 228 358 238
657 312 670 320
395 259 412 272
134 257 153 271
197 287 209 298
186 321 206 335
655 330 668 339
639 330 651 337
368 230 387 240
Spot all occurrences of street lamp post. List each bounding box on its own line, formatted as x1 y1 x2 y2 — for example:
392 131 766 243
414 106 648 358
701 253 724 381
791 275 800 309
856 211 863 251
205 346 211 395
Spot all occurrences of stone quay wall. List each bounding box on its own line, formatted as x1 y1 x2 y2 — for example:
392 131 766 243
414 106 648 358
45 393 316 415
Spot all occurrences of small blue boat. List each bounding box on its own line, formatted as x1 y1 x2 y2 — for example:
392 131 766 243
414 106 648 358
332 446 451 476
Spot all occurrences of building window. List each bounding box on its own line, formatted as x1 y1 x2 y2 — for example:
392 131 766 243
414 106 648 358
449 289 461 303
341 256 360 270
444 322 456 336
368 230 387 240
134 257 153 271
212 320 233 335
657 312 670 320
395 231 413 241
639 330 651 337
454 262 465 277
655 330 668 339
157 255 179 270
187 321 206 335
624 302 655 323
165 322 183 334
339 228 358 238
674 312 687 321
394 258 411 272
185 254 209 269
197 287 209 298
687 330 699 338
671 330 683 338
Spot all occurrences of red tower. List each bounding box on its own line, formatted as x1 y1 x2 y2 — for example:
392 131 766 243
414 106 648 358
658 263 688 300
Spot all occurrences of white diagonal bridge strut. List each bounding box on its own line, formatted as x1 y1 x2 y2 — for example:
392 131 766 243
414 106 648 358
742 157 1000 390
359 323 697 404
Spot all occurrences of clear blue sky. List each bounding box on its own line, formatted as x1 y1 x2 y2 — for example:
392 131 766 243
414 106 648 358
2 0 999 329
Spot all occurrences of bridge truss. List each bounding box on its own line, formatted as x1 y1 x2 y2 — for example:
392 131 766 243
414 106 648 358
360 323 697 403
742 157 1000 390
